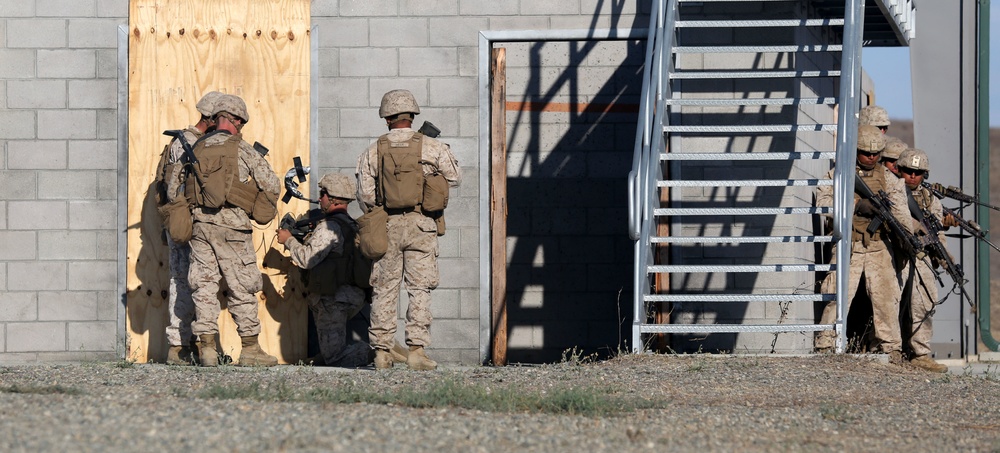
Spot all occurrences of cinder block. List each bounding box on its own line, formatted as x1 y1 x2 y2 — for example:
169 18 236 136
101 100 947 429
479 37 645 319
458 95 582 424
459 288 479 318
7 19 67 48
440 196 475 228
39 231 97 260
0 326 4 352
0 292 37 321
314 18 368 48
318 48 338 76
371 18 429 47
9 201 68 230
68 200 115 229
68 80 116 109
96 110 117 139
488 16 549 31
458 47 477 77
458 348 482 365
0 112 37 140
400 0 459 16
317 108 339 138
68 19 123 48
431 319 478 347
0 50 36 78
8 262 67 291
37 0 97 17
440 137 476 165
0 203 6 230
97 49 117 79
38 171 98 199
506 324 540 348
438 228 460 257
38 291 98 321
68 140 116 171
97 170 117 200
97 291 117 321
96 231 117 260
459 0 518 15
0 231 37 260
581 0 638 16
437 257 478 288
429 77 477 107
38 50 97 78
0 170 37 199
319 77 369 108
369 78 428 107
97 0 128 17
311 0 338 16
340 0 398 16
522 0 580 15
430 289 461 318
68 261 116 291
7 322 67 352
0 2 34 16
67 321 116 351
399 47 458 77
339 108 383 138
459 227 479 258
38 111 97 140
428 17 488 47
340 48 399 77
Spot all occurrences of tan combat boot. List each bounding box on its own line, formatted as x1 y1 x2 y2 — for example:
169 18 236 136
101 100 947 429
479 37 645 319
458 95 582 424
390 341 409 363
198 334 219 367
238 335 278 367
166 345 193 366
406 346 437 371
374 349 394 370
910 355 948 373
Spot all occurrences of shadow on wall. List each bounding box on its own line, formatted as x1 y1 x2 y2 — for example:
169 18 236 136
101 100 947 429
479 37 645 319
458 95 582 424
502 1 644 363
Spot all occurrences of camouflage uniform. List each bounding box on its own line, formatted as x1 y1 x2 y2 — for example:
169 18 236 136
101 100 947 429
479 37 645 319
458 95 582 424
906 187 947 357
356 128 461 351
284 212 371 366
815 164 912 353
163 126 201 348
181 132 280 337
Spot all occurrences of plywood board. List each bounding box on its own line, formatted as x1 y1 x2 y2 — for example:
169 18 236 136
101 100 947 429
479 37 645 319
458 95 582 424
126 0 311 363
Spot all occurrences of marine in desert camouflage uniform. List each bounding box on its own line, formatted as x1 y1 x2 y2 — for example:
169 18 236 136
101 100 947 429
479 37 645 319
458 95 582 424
356 89 461 370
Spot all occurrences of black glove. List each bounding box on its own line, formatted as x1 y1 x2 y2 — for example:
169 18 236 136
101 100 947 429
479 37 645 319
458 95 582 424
855 199 877 218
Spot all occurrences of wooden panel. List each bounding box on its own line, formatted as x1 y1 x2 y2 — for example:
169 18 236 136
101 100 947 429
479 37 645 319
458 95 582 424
126 0 311 363
490 47 508 366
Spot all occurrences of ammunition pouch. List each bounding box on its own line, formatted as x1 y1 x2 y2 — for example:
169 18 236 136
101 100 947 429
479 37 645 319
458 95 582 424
228 179 277 225
158 194 193 243
356 206 389 260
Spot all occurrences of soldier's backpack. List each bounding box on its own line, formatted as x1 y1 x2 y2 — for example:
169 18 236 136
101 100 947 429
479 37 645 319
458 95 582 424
377 132 425 209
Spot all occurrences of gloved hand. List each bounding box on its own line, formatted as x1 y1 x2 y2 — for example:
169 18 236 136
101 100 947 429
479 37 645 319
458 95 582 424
942 213 959 228
855 199 877 218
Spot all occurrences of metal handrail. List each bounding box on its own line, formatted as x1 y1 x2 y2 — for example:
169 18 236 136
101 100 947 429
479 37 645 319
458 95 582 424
628 0 663 241
832 0 865 353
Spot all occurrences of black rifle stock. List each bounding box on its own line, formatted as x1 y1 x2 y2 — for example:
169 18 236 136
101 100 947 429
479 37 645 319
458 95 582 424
854 175 925 260
162 129 204 191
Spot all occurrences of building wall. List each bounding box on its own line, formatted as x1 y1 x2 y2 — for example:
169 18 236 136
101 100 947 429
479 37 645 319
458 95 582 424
0 0 651 364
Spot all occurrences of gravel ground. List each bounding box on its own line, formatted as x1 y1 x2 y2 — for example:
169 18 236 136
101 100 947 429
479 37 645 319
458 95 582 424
1 354 999 452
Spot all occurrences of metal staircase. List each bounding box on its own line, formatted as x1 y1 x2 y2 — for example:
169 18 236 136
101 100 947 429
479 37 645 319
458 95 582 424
629 0 866 353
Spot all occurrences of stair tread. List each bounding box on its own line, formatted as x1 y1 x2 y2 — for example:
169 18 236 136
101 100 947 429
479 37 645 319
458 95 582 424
659 152 836 161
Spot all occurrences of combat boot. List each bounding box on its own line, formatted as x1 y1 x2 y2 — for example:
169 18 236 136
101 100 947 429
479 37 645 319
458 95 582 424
166 345 194 366
390 341 409 363
406 346 437 371
374 349 394 370
238 335 278 367
198 334 219 367
910 355 948 373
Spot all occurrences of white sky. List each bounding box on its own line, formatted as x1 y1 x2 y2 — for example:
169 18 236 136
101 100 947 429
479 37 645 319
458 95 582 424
861 6 998 127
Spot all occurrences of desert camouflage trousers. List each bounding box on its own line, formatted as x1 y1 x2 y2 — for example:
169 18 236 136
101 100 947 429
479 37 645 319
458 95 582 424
165 235 194 347
188 222 262 337
907 259 938 357
816 240 903 352
369 211 439 351
309 285 371 366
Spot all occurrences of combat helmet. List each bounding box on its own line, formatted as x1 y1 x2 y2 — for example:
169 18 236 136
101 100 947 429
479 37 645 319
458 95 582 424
859 105 890 127
881 136 908 160
196 91 224 117
379 89 421 118
857 125 886 153
318 173 356 200
213 94 249 123
898 148 930 176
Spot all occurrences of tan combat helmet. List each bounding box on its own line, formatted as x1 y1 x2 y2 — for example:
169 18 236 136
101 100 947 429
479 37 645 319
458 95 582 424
898 148 930 176
857 124 886 152
859 105 890 127
379 89 421 118
881 136 908 160
196 91 224 117
213 94 250 123
318 173 356 200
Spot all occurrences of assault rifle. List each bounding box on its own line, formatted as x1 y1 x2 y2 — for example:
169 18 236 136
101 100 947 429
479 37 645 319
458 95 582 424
921 181 1000 254
278 209 326 242
921 181 1000 212
855 175 925 260
913 203 974 307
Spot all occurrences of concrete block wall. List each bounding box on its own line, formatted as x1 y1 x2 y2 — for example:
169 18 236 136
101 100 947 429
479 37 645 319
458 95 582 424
0 1 126 363
668 1 839 353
